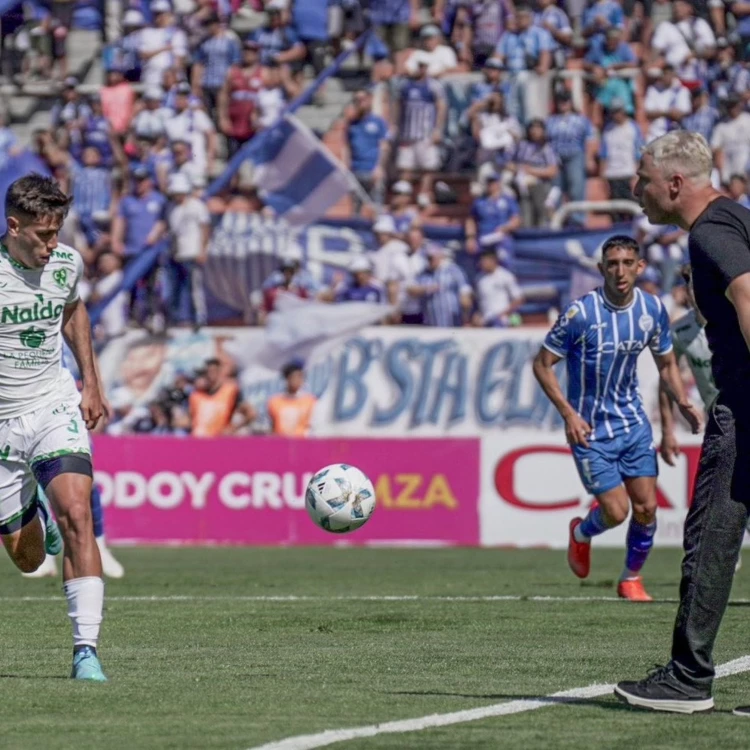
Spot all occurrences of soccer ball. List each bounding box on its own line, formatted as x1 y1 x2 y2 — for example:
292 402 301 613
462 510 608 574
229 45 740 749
305 463 376 534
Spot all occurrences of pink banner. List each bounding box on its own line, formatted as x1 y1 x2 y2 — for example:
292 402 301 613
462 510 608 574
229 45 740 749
92 436 480 545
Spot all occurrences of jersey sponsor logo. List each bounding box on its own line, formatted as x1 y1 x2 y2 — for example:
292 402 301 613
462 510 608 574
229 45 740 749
52 250 74 261
690 356 711 368
638 314 654 333
0 300 65 325
19 326 46 349
52 268 68 290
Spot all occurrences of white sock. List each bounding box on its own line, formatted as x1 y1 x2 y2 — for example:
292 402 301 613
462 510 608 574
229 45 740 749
620 567 639 581
64 576 104 649
573 525 590 543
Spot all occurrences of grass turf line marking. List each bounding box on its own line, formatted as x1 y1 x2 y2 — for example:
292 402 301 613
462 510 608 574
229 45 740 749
247 656 750 750
0 594 688 603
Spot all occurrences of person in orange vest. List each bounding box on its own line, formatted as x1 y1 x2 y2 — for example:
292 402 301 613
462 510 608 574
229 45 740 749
189 358 254 437
267 360 318 437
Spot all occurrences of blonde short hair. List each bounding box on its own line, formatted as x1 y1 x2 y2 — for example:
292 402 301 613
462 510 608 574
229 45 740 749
642 131 713 183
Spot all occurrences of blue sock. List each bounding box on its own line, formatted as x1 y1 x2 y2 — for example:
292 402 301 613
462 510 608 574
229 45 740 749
624 518 657 575
579 504 610 539
91 486 104 539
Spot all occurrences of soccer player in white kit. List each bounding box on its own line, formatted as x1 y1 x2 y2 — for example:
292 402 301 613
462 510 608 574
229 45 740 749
0 175 107 681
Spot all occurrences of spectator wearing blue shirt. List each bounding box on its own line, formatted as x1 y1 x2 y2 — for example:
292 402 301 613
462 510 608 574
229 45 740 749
731 0 750 61
583 28 637 116
70 146 114 246
465 172 521 258
493 6 553 124
582 0 625 46
546 91 596 227
50 77 92 155
112 165 168 328
343 89 391 209
292 0 330 75
191 15 241 120
336 257 387 303
509 119 559 228
81 93 123 170
680 88 719 143
102 9 144 81
536 0 573 68
251 3 306 68
369 0 420 54
112 166 168 261
408 244 473 327
386 181 420 235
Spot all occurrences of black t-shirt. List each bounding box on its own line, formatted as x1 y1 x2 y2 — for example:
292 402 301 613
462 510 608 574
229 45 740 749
690 196 750 400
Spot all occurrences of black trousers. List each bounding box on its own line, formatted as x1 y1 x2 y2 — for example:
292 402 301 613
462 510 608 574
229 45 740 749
671 399 750 690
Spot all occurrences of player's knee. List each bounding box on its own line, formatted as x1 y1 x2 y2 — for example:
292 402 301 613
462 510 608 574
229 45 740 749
604 504 629 526
14 545 45 573
631 501 657 524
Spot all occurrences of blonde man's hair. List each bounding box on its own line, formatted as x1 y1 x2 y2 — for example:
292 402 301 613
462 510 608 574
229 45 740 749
642 131 713 184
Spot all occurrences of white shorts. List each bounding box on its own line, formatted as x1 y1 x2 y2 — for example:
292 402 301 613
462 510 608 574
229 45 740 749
396 140 441 171
0 396 91 535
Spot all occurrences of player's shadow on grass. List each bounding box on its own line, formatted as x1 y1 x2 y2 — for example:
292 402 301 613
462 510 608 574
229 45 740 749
0 674 68 680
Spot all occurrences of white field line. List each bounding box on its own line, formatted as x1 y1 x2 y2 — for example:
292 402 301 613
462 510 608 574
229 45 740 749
5 595 750 608
247 656 750 750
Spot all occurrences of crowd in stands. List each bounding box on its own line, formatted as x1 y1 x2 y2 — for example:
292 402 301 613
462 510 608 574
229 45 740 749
2 0 750 341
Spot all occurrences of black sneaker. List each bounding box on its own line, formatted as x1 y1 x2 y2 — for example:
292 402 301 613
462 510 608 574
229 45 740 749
733 706 750 717
614 665 714 714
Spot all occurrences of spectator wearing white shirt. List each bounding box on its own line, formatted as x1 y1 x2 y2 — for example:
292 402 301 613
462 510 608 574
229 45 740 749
131 87 171 140
711 96 750 185
405 25 461 78
166 138 204 196
165 173 210 329
473 249 524 327
388 224 428 324
164 83 217 179
644 66 691 142
90 252 128 342
598 98 644 216
369 215 410 286
650 1 716 86
138 0 188 87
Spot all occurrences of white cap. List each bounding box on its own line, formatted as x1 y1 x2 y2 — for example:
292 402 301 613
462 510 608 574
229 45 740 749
123 9 145 26
151 0 172 13
373 215 397 234
144 86 164 101
349 256 373 273
392 180 413 195
168 173 191 194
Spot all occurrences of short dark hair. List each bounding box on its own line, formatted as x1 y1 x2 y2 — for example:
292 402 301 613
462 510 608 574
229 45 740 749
205 358 221 368
5 174 72 225
282 359 304 378
601 234 640 258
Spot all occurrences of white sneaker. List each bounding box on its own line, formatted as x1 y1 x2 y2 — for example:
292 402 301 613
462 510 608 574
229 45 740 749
97 537 125 579
21 553 58 578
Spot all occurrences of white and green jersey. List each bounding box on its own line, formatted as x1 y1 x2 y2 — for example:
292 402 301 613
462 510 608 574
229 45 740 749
0 242 83 419
671 308 719 409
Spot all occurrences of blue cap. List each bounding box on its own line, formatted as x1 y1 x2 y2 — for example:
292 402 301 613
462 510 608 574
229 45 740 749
131 164 150 180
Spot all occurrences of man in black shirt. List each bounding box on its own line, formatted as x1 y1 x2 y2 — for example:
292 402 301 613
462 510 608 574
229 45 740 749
615 130 750 715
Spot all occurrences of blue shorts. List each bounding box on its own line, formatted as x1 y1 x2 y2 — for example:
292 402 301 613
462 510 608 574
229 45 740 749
571 420 658 496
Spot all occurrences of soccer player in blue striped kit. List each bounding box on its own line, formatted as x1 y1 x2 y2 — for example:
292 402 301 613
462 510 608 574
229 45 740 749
534 235 702 600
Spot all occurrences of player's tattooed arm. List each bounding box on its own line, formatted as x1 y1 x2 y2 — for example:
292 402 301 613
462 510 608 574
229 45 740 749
652 351 702 435
62 300 105 430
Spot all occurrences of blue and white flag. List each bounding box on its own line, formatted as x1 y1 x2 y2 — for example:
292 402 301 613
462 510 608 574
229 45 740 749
244 116 364 227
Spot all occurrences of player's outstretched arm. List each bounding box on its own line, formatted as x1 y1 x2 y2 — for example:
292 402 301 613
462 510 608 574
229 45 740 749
532 347 591 447
62 300 105 431
653 350 702 435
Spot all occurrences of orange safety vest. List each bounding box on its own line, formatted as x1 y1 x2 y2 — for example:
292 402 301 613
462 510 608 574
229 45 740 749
267 393 317 437
189 381 240 438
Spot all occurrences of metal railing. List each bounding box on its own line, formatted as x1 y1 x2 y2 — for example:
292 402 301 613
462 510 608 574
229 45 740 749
550 199 642 230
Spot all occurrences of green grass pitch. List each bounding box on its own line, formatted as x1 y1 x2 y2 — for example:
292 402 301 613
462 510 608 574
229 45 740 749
1 547 750 749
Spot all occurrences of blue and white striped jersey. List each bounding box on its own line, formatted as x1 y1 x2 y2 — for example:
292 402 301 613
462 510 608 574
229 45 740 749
543 288 672 441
